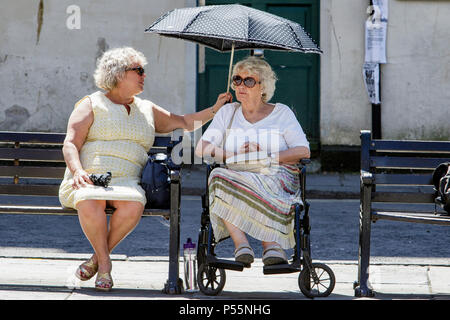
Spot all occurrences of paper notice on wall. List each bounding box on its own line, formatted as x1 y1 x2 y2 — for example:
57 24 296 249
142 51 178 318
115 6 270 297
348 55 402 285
363 63 380 104
373 0 388 21
365 21 387 64
365 0 388 63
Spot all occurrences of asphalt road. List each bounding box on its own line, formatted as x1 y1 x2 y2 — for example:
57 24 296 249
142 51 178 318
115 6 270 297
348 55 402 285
1 197 450 261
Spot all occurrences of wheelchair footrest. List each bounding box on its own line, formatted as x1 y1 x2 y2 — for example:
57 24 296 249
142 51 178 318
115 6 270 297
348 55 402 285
263 263 301 275
206 255 246 271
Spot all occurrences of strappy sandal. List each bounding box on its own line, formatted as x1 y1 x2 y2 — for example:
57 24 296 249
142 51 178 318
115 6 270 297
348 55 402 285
75 258 98 281
234 243 255 265
95 272 114 292
262 245 288 266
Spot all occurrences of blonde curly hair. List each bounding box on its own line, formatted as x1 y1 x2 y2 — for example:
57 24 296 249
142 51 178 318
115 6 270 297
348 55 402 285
231 56 278 103
93 47 148 91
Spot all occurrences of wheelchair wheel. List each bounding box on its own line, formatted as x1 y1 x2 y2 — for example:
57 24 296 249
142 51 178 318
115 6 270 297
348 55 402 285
298 263 335 298
197 263 226 296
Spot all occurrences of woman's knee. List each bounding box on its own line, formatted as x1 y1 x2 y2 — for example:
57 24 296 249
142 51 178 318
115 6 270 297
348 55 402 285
113 201 144 219
76 199 106 213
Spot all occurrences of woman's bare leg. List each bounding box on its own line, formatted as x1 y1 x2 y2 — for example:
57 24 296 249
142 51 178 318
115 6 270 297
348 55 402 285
223 220 282 252
222 219 249 248
76 200 111 273
106 200 144 253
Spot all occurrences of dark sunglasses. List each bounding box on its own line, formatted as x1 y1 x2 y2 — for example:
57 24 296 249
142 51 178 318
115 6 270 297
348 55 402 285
232 75 260 88
126 66 145 76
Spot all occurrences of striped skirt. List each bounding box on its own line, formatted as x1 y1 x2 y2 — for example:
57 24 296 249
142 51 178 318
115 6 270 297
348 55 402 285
208 164 302 249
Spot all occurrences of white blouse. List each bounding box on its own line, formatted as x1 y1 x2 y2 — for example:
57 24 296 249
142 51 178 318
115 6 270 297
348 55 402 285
201 102 309 154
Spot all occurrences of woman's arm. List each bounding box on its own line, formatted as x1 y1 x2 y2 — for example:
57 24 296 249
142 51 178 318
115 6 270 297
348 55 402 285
270 146 310 165
238 142 310 164
153 92 232 133
62 97 94 189
195 140 236 163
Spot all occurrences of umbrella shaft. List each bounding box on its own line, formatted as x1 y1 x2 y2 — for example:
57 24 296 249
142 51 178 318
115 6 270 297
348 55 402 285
226 42 235 93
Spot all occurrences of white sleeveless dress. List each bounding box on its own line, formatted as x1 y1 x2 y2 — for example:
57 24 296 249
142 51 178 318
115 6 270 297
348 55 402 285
59 91 155 209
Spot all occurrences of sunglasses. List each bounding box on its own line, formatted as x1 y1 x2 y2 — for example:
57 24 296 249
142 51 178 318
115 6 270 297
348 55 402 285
232 75 261 88
126 66 145 76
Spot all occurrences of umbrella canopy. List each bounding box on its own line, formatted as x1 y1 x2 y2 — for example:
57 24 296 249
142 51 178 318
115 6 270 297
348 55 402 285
145 4 321 90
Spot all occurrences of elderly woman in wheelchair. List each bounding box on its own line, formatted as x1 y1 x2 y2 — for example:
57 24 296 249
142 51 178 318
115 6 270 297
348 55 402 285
196 56 310 266
195 56 335 298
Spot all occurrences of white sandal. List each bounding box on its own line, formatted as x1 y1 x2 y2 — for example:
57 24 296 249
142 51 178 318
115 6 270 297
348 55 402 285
262 245 288 266
234 244 255 265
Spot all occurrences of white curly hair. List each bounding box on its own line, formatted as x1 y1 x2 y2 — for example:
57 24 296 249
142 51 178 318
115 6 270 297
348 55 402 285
93 47 148 91
231 56 278 103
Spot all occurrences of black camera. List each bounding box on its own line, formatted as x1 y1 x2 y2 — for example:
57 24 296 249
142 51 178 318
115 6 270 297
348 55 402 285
89 172 112 188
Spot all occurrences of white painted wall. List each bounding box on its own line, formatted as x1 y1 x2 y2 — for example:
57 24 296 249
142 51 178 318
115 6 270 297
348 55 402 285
382 0 450 141
320 0 370 146
320 0 450 145
0 0 197 132
1 0 449 145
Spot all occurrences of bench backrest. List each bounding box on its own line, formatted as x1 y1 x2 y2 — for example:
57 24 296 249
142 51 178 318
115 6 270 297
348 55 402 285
0 130 183 197
360 130 450 205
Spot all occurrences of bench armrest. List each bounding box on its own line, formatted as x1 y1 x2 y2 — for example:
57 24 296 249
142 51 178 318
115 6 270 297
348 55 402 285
360 170 374 185
169 169 181 183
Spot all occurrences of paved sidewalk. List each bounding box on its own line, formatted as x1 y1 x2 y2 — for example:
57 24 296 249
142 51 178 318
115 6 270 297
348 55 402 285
1 255 450 300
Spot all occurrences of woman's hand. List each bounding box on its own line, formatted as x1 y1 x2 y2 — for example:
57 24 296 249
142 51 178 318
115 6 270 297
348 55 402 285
72 168 94 189
238 142 262 154
212 92 233 113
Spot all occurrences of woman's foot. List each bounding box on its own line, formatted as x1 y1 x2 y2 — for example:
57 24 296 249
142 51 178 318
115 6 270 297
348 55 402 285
262 244 288 266
75 257 98 281
234 243 255 266
95 272 114 292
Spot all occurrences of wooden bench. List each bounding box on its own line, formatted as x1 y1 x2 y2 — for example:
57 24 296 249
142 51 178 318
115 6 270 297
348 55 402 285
0 129 185 294
354 130 450 297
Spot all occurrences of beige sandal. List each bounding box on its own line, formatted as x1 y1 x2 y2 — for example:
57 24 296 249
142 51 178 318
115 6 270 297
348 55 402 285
95 272 114 292
234 244 255 265
75 257 98 281
262 245 288 266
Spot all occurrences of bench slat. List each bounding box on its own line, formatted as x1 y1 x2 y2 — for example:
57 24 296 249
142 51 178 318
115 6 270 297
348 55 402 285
372 211 450 225
0 130 184 146
370 156 449 170
0 205 170 217
372 191 435 203
0 148 64 161
0 184 60 196
371 140 450 153
0 166 66 178
373 173 433 186
0 132 66 144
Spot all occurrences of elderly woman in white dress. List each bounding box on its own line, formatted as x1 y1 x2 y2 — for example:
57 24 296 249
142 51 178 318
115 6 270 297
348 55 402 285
195 56 310 266
59 47 231 291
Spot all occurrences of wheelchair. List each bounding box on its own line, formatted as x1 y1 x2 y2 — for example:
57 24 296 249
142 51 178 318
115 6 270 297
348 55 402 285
196 160 336 298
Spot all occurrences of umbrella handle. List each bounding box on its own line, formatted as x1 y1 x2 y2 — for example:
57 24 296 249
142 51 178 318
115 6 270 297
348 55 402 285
226 41 235 93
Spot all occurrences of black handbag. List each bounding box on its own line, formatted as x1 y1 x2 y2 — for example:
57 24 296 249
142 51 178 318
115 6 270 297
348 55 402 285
141 153 172 209
432 162 450 214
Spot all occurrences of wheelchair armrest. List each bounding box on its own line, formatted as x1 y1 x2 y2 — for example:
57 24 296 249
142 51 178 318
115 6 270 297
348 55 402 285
296 158 310 172
300 159 311 165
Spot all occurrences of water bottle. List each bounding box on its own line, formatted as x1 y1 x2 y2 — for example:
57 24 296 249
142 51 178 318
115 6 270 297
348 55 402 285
183 238 198 292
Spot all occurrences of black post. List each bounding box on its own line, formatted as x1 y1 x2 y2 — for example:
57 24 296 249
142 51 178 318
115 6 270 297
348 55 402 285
371 103 381 139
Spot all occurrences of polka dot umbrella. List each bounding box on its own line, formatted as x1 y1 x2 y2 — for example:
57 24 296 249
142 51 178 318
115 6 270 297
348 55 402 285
145 4 322 92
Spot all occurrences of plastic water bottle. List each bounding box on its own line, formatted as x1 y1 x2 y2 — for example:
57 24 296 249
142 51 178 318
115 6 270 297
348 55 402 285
183 238 198 292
